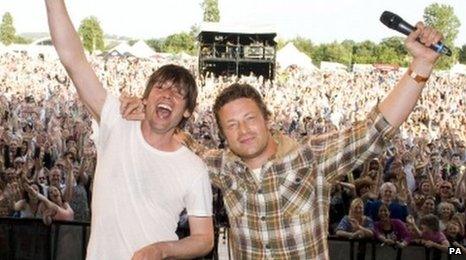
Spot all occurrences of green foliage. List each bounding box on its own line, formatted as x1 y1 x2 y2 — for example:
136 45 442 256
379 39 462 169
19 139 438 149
189 24 200 38
144 27 198 54
352 40 378 64
374 45 400 64
163 32 196 55
146 38 165 52
459 45 466 64
275 38 287 50
377 37 409 66
0 12 16 45
290 37 314 56
311 44 326 67
78 16 105 53
201 0 220 22
325 41 352 66
379 37 406 56
423 3 461 69
14 35 32 44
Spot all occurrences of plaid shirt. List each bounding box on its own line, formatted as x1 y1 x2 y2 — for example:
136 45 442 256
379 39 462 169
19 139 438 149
186 107 396 259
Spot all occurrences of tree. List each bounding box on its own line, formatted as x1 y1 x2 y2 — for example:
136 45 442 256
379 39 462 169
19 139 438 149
163 32 196 55
378 37 409 66
201 0 220 22
290 37 314 57
14 35 32 44
189 24 200 38
423 3 461 69
324 41 352 66
380 37 406 56
276 38 287 50
375 45 401 65
146 38 165 52
459 45 466 64
78 16 105 53
0 12 16 45
352 40 378 64
311 44 327 67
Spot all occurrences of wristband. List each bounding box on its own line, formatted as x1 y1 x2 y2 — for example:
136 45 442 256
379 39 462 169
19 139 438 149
407 68 429 84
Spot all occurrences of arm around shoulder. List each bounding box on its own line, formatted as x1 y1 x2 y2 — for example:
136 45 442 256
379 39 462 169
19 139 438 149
132 216 214 260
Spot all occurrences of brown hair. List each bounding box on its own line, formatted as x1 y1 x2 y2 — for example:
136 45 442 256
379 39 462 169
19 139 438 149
377 203 390 216
355 177 374 196
419 214 440 232
143 64 197 128
213 83 270 136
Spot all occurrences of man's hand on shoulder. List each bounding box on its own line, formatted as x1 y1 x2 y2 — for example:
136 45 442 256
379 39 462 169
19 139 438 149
132 242 169 260
120 95 146 121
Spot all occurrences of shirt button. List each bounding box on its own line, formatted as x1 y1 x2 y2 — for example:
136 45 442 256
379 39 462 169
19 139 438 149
295 177 302 183
258 188 263 194
265 244 271 249
261 216 266 221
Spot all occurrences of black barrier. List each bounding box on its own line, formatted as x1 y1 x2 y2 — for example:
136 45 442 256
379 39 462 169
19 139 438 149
1 219 464 260
0 217 90 260
328 236 465 260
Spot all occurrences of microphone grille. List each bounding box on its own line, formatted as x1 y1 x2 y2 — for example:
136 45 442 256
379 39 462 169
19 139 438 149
380 11 402 29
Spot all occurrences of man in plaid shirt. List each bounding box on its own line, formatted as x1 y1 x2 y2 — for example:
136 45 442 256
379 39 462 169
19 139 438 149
123 22 444 259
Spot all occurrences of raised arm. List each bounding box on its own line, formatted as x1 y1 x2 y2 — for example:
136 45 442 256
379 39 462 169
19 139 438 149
44 0 106 121
378 22 442 128
62 159 74 203
455 171 466 198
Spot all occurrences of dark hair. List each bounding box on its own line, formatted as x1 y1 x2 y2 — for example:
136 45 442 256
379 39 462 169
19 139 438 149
420 214 440 232
143 64 198 128
354 177 374 196
378 203 390 215
47 186 63 202
213 83 271 136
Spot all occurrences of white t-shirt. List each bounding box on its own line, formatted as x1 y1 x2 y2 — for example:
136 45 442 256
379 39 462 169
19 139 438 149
86 94 212 260
404 163 416 193
251 168 262 184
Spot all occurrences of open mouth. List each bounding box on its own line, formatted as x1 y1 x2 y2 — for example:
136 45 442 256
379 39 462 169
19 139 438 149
156 104 173 119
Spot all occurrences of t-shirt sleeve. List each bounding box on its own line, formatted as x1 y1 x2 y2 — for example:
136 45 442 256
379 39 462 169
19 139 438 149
364 217 374 229
336 216 351 231
97 94 120 150
184 166 213 217
393 219 411 243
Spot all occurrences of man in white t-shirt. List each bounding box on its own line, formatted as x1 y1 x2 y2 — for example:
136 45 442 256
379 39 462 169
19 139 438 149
44 1 213 259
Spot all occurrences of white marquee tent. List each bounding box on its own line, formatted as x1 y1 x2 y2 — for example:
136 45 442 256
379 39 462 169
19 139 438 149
131 40 156 58
108 42 134 56
320 61 347 72
450 63 466 75
276 43 318 72
4 44 58 58
352 64 374 73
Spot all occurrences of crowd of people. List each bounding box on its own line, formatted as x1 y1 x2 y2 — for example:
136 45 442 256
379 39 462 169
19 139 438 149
0 50 465 254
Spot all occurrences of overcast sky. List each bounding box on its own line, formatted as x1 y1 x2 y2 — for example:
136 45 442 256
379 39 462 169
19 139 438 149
1 0 465 45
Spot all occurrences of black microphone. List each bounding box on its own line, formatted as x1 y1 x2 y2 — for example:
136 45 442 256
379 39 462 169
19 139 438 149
380 11 452 56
